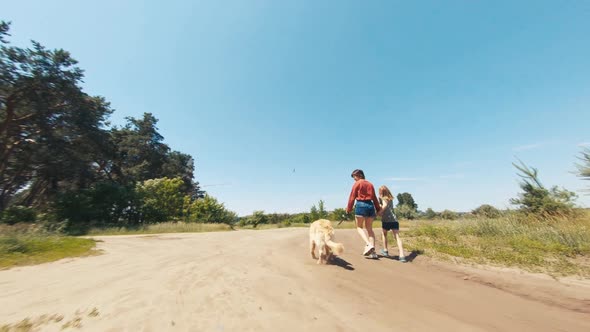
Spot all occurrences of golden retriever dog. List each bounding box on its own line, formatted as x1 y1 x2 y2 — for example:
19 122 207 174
309 219 344 264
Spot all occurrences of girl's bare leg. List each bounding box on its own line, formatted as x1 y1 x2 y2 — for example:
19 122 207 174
382 229 389 252
393 230 405 258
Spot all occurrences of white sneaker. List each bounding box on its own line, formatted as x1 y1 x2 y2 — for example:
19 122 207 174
363 244 374 256
370 252 378 259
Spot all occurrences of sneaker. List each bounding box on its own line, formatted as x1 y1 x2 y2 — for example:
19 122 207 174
380 249 389 257
399 256 407 263
370 252 378 259
363 244 374 256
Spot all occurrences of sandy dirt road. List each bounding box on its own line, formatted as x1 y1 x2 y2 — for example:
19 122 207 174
1 228 589 331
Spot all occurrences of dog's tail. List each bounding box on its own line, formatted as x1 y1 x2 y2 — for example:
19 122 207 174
326 240 344 255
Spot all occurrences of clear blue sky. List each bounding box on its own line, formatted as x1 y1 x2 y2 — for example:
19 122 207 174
4 1 590 216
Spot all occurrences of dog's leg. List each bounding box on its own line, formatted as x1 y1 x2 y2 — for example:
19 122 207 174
310 238 317 260
326 250 333 264
318 245 327 264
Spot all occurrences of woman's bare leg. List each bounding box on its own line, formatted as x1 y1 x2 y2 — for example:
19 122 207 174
355 216 370 246
364 217 375 248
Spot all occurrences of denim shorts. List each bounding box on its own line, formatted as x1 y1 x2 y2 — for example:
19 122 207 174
355 200 376 217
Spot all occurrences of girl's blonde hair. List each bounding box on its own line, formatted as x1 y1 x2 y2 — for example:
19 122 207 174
378 185 394 200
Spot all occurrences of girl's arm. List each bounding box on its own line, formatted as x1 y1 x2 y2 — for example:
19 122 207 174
371 186 381 213
381 198 391 213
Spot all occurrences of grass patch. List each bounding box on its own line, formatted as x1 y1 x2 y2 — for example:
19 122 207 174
0 233 96 269
403 212 590 277
87 222 233 236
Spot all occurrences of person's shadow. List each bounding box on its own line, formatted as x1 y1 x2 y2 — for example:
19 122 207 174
329 256 355 270
380 250 422 262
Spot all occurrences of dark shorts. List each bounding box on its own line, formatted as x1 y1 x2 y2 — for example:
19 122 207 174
382 221 399 231
355 200 376 218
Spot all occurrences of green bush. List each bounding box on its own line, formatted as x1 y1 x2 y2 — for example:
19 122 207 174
137 177 185 223
286 213 311 224
440 209 459 220
187 195 237 225
511 161 576 217
472 204 501 218
331 208 353 221
395 204 418 220
423 208 438 220
55 182 140 234
245 211 267 228
1 206 36 225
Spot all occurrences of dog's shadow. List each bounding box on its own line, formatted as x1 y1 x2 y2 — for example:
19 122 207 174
380 250 421 262
329 256 355 271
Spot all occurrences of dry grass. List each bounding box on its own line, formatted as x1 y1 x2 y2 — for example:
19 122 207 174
403 211 590 277
87 222 233 236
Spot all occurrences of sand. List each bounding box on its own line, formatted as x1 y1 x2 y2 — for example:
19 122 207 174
1 228 589 331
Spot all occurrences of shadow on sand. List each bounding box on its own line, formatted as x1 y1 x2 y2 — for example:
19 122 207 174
330 256 355 270
378 250 422 263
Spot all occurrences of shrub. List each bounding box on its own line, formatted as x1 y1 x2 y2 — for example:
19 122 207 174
1 206 36 225
188 195 237 225
330 208 353 221
245 211 267 228
472 204 501 218
423 208 438 220
55 182 140 233
510 160 576 217
395 204 418 220
440 209 459 220
137 177 185 223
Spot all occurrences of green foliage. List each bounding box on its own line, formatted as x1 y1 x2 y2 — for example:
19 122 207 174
0 23 205 230
396 192 418 211
576 147 590 190
187 195 237 225
136 177 185 223
0 22 113 210
395 204 418 220
310 205 319 221
472 204 501 218
396 193 418 219
0 206 36 225
0 21 9 43
510 160 576 216
55 182 139 234
309 200 328 221
286 213 311 224
264 213 293 224
109 114 203 197
245 211 267 228
423 208 438 220
424 208 437 219
331 208 353 221
317 200 328 219
440 209 459 220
